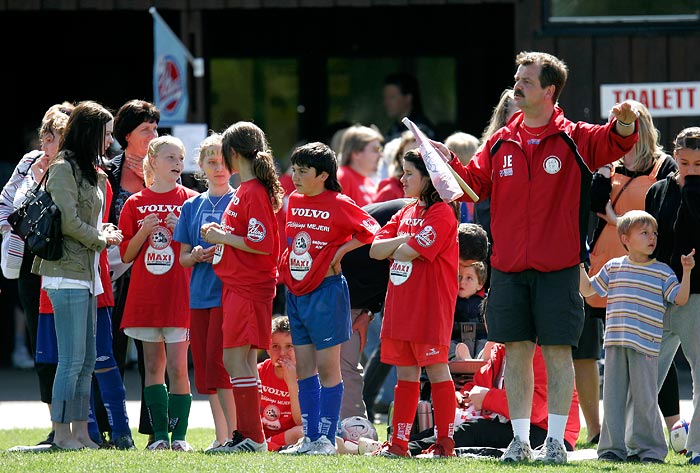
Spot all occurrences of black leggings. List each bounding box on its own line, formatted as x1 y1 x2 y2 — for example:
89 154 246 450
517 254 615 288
18 254 57 405
408 418 561 456
658 361 680 418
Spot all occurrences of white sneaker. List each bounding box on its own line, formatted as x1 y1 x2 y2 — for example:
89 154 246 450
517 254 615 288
500 436 533 462
171 440 194 452
147 439 170 451
207 431 266 453
279 436 313 454
534 437 567 464
205 439 232 453
335 437 358 454
307 436 337 455
357 437 383 454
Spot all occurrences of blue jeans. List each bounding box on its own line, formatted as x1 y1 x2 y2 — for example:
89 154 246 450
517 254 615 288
47 288 96 423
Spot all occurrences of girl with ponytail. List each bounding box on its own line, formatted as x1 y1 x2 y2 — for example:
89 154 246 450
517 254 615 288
201 121 282 453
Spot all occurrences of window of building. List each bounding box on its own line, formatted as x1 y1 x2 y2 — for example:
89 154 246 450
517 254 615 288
209 58 299 166
327 57 457 142
547 0 699 25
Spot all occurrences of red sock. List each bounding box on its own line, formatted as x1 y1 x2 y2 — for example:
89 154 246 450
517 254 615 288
431 379 456 445
391 380 420 452
231 377 265 443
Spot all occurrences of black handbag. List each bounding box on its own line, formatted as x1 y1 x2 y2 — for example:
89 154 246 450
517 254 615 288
7 169 63 261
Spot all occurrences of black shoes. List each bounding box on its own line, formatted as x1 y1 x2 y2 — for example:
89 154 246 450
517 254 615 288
36 431 55 446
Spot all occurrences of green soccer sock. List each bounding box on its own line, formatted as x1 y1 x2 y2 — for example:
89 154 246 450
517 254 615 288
144 384 169 442
168 393 192 441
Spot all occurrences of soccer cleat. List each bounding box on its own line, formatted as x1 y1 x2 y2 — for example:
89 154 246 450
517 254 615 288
415 438 455 458
370 441 410 458
689 452 700 465
171 440 194 452
279 436 314 455
111 435 135 450
534 437 567 464
205 439 226 452
147 439 170 451
208 431 266 453
500 436 533 462
306 436 337 455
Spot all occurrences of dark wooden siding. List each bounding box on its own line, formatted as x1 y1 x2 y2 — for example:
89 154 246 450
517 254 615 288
514 0 700 149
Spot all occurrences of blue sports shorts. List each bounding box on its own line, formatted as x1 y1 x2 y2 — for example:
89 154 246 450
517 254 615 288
35 307 117 369
286 273 352 350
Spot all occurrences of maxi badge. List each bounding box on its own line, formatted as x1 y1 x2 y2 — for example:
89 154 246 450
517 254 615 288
212 243 224 265
389 259 412 286
290 231 313 281
145 225 175 275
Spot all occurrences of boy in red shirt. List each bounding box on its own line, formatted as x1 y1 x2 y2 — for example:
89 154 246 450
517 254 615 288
279 142 379 455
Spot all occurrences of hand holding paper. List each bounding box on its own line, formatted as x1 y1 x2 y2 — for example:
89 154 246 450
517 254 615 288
402 117 479 202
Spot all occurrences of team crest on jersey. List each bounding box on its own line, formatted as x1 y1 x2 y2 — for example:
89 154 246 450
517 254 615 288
261 404 282 431
149 225 172 250
247 218 266 243
543 156 562 174
415 226 436 248
362 217 381 233
290 231 313 281
293 231 311 255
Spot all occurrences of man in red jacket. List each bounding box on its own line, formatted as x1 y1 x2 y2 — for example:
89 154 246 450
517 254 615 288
438 51 639 464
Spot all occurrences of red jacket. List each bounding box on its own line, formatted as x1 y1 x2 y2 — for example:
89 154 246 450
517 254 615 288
461 344 580 449
451 107 638 273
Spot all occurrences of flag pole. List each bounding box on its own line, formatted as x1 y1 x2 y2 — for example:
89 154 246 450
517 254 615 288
149 7 204 78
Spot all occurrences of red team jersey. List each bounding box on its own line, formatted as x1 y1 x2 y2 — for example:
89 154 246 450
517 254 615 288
376 201 459 346
212 179 280 300
118 185 198 329
258 358 297 438
337 165 377 206
280 190 379 296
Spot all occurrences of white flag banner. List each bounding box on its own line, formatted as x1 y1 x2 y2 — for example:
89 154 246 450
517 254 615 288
402 117 464 202
151 8 189 126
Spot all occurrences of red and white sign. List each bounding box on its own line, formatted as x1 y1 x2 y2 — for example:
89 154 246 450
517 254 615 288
600 81 700 118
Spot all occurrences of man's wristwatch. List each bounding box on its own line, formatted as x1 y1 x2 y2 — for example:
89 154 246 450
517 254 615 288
361 309 375 322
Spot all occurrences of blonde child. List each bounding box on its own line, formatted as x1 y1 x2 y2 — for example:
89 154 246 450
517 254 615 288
173 133 237 451
579 209 695 463
118 135 198 450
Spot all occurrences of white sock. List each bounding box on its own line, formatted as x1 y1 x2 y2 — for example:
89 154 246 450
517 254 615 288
547 414 568 445
511 418 530 444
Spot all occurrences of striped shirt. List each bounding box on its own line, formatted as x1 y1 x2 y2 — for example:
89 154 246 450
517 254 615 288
592 255 680 356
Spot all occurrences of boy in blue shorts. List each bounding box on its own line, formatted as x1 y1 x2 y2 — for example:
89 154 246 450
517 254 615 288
279 142 379 455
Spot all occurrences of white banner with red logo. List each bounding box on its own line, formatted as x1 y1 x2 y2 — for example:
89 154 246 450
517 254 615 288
152 9 189 126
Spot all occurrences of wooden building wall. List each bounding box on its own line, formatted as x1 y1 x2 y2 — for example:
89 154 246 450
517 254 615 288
515 0 700 149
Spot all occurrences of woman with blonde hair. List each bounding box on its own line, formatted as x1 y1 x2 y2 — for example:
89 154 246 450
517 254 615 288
582 101 678 443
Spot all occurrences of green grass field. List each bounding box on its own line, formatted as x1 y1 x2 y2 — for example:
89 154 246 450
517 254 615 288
0 426 693 472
